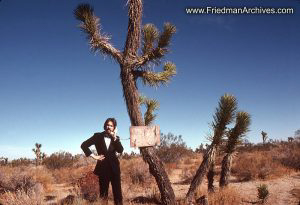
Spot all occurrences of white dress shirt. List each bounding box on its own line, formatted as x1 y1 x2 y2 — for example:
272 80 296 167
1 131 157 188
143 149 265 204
104 137 111 149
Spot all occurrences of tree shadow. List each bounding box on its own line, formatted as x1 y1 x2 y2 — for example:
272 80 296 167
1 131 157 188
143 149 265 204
173 177 192 185
131 196 160 204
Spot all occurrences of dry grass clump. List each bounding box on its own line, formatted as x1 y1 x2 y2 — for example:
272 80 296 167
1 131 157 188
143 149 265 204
180 163 199 184
232 151 289 181
121 157 152 186
164 162 177 176
0 165 56 204
51 165 91 184
0 166 36 193
272 142 300 170
208 187 241 205
31 166 55 191
0 188 43 205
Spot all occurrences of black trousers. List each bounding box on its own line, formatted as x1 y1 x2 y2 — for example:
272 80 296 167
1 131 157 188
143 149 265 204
99 170 123 205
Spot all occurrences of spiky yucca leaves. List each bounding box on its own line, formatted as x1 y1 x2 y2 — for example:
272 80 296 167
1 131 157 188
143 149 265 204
225 112 250 153
158 23 176 48
211 94 237 145
186 94 237 202
74 4 122 63
142 24 159 55
220 112 251 187
135 62 176 87
138 95 160 125
138 22 176 66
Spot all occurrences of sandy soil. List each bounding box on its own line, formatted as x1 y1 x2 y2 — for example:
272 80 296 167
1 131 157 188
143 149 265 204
46 167 300 204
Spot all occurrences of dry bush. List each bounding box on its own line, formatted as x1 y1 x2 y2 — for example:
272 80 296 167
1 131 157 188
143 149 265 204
164 162 177 176
183 157 193 165
0 166 36 193
43 151 77 170
31 166 55 191
0 188 43 205
0 165 54 198
180 164 199 184
157 133 193 163
272 142 300 170
10 158 32 167
121 157 151 186
73 154 95 168
51 166 90 184
232 151 289 181
77 171 99 202
208 187 241 205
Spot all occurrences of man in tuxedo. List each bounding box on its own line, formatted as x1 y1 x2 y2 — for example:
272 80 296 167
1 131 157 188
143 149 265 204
81 118 123 205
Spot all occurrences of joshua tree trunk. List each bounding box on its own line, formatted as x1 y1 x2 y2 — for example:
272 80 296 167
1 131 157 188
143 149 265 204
140 148 176 204
186 145 217 202
219 153 233 187
207 160 215 192
120 65 175 204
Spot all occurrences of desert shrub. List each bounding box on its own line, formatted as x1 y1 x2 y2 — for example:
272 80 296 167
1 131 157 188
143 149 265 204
129 163 149 185
208 187 241 205
10 158 32 167
73 154 95 168
237 142 278 153
180 164 198 184
43 151 77 170
194 143 206 154
32 167 55 191
257 184 269 204
274 141 300 170
121 157 151 186
51 166 88 184
0 166 36 194
156 132 192 163
120 151 140 160
232 151 287 181
77 171 99 202
1 188 43 205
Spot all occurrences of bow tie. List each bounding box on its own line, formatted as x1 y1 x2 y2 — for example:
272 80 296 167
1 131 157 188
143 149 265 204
104 135 112 139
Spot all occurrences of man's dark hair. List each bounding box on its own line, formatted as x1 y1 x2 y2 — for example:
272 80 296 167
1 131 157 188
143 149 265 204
103 118 117 130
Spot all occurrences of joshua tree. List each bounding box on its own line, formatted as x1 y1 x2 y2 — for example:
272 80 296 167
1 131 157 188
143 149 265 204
74 1 176 204
32 143 46 166
219 111 251 187
185 94 237 203
261 131 268 144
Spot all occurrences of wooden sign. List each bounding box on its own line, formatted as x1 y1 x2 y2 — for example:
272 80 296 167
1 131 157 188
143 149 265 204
130 125 160 148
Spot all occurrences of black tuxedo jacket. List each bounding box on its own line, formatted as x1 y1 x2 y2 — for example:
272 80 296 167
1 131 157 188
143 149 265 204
81 131 124 177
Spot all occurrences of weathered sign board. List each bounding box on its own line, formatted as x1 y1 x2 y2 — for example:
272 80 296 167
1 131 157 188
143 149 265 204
130 125 160 148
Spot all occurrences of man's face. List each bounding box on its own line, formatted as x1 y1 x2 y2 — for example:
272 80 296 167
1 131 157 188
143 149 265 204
105 121 115 133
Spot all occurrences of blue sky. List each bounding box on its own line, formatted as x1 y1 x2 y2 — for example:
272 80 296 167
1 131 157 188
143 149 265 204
1 0 299 159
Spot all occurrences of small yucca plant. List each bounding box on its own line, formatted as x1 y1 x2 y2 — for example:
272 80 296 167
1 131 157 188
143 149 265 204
257 184 269 204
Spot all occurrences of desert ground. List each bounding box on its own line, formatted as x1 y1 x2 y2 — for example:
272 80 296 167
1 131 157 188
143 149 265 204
0 140 299 205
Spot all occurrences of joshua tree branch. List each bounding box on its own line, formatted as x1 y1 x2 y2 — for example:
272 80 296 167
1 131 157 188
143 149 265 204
134 22 176 67
138 95 159 125
133 62 176 87
74 4 123 64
